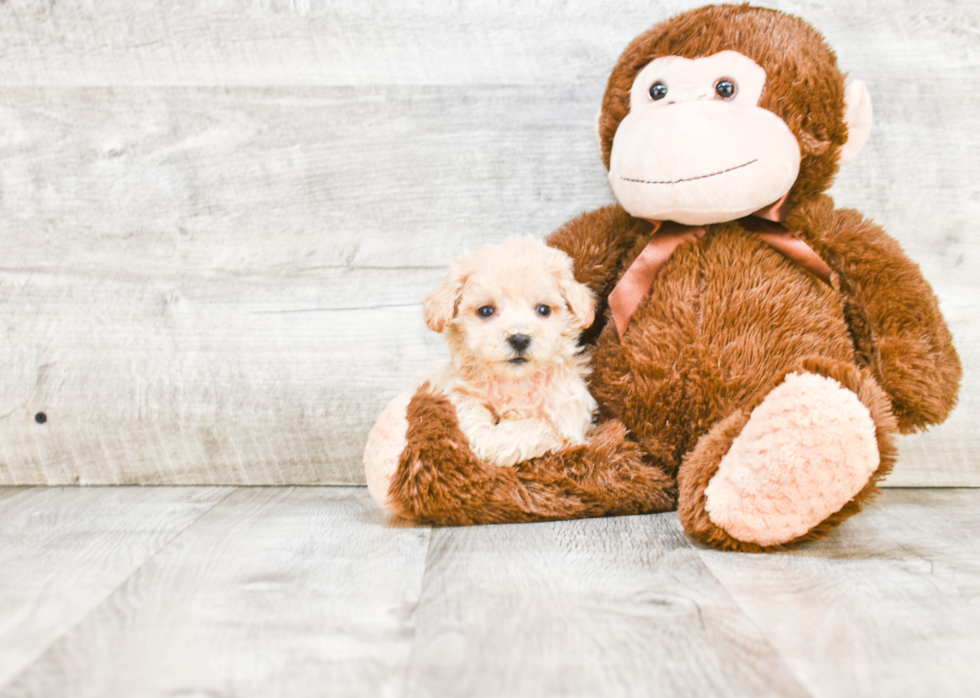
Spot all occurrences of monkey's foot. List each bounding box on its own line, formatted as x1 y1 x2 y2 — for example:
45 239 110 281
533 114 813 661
678 363 897 551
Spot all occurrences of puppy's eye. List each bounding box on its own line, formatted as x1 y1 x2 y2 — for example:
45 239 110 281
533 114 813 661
477 305 495 318
535 304 551 317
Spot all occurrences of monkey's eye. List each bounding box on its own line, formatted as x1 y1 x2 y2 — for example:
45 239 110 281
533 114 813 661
714 78 737 100
535 304 551 317
649 82 668 101
477 305 495 318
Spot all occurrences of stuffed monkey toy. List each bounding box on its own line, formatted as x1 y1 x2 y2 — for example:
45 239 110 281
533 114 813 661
364 5 961 551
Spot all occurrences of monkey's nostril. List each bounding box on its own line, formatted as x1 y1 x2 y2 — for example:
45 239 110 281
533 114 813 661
507 334 531 352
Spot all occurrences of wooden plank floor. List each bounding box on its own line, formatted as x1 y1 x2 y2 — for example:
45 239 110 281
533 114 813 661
1 487 978 697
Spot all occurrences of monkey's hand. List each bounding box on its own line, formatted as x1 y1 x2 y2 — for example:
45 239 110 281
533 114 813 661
385 385 675 526
796 198 961 433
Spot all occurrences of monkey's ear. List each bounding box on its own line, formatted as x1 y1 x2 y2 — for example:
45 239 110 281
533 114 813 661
839 79 873 165
560 278 596 330
423 271 465 333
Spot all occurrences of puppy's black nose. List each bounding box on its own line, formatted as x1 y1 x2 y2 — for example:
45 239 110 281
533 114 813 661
507 334 531 353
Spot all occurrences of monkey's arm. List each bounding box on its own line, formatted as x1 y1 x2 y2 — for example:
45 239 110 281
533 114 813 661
546 205 649 344
386 385 675 526
798 198 962 433
546 205 647 298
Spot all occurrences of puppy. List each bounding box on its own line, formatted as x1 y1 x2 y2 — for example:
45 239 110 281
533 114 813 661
363 237 598 508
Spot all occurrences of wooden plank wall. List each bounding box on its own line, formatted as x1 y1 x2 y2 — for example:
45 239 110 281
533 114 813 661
0 0 977 485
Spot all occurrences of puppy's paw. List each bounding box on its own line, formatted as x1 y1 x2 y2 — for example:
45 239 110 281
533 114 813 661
480 417 569 467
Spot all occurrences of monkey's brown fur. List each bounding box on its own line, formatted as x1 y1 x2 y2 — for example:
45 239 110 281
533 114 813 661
387 5 960 551
389 385 676 526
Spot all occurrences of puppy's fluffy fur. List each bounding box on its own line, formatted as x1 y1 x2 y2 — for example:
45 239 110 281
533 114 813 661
364 238 597 507
422 237 598 467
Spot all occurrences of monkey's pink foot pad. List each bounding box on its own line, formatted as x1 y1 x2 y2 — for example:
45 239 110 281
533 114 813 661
704 372 879 546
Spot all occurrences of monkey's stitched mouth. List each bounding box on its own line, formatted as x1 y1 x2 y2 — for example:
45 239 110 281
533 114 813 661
620 159 758 185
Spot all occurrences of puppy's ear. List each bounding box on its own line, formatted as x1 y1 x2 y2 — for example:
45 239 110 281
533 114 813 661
560 278 596 329
423 271 465 333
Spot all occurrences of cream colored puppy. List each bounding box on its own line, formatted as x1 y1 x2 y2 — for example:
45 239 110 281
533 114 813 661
363 237 598 509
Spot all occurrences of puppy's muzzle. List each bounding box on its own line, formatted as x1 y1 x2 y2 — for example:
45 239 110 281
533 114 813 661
507 334 531 363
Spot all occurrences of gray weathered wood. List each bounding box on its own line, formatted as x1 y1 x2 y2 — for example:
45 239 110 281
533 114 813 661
0 270 446 485
0 85 611 272
406 515 810 698
697 488 980 698
0 1 976 88
0 486 233 690
0 0 977 484
0 487 31 504
2 487 980 696
0 487 431 698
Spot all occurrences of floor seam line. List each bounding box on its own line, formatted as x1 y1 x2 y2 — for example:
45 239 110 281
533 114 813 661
690 543 818 698
401 525 435 698
0 485 239 693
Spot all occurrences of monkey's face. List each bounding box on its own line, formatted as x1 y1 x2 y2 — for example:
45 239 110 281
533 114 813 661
608 51 801 226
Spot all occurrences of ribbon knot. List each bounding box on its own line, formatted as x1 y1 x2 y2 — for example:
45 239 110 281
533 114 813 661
607 212 832 337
